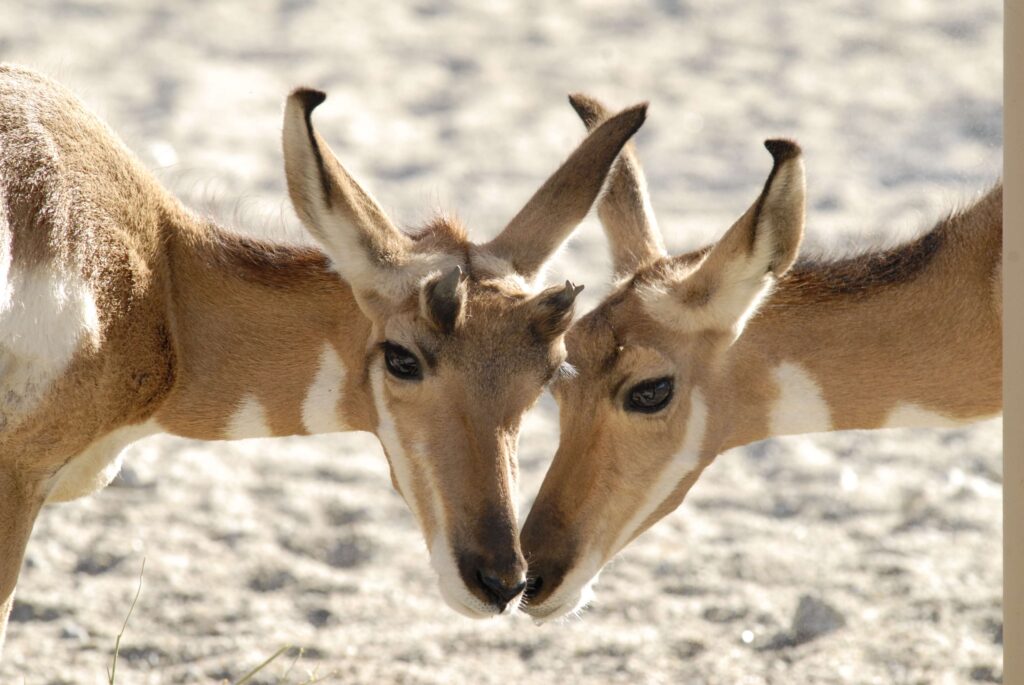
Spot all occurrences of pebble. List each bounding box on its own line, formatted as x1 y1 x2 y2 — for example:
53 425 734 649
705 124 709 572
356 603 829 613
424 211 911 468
791 595 847 642
59 622 89 642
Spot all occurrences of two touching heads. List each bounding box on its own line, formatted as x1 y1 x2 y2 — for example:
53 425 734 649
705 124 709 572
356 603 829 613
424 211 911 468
281 89 805 620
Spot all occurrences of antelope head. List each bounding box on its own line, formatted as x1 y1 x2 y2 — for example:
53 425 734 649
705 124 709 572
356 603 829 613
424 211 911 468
520 94 805 620
283 89 646 617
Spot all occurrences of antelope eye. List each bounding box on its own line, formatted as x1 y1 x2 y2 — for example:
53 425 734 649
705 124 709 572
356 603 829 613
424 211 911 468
625 377 674 413
382 342 422 381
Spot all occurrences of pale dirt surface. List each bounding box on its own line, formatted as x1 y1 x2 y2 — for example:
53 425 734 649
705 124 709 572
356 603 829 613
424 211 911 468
0 1 1003 683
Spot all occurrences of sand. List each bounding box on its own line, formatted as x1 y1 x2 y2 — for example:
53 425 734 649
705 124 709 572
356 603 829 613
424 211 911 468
0 0 1002 682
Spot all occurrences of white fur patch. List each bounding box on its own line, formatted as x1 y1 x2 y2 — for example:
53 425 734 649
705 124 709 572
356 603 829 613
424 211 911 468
370 366 422 514
883 403 975 429
226 394 273 439
0 263 102 362
301 342 348 434
429 535 497 619
369 368 498 617
0 261 103 420
469 249 537 293
45 419 162 503
638 242 775 339
768 361 833 436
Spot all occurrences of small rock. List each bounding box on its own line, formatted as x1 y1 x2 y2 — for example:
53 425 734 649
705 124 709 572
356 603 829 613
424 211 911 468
326 505 369 526
663 584 706 597
10 600 63 623
702 606 748 624
117 644 167 667
74 550 125 575
792 595 846 642
970 665 1001 682
247 568 297 593
326 535 374 569
981 617 1002 644
518 644 539 661
285 645 326 661
672 639 705 659
757 595 846 651
307 607 333 627
59 622 89 642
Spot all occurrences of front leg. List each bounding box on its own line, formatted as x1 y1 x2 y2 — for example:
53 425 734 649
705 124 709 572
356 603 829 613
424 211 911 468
0 469 45 661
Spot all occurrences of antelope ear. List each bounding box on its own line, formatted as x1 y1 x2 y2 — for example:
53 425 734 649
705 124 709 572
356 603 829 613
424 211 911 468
283 88 445 309
568 93 667 278
530 281 585 341
420 266 468 334
646 139 806 337
483 103 648 282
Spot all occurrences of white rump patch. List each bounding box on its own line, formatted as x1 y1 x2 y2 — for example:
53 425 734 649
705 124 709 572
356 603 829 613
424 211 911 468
769 361 833 437
0 261 104 418
226 394 273 439
610 389 709 557
0 263 102 362
302 342 348 434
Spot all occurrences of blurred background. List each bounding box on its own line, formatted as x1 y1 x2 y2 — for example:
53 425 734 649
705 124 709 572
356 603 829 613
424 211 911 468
0 1 1002 683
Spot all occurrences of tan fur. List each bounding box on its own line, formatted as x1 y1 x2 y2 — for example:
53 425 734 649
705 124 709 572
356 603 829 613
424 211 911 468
484 100 649 280
0 66 647 651
567 93 666 278
520 94 1002 619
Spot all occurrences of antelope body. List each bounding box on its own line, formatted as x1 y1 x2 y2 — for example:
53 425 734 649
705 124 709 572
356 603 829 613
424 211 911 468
0 65 647 655
520 94 1002 620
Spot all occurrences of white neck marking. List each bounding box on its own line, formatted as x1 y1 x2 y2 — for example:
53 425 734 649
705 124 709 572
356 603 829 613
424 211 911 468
302 342 349 434
226 393 273 439
768 361 833 437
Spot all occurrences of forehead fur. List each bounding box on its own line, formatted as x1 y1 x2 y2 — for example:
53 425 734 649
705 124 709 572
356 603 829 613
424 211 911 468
407 214 538 296
565 247 715 373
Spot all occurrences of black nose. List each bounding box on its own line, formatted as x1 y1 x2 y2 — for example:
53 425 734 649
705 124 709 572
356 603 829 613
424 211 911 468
476 570 527 609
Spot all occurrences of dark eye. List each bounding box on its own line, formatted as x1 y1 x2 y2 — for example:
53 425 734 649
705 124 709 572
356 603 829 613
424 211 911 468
625 377 674 413
383 342 422 381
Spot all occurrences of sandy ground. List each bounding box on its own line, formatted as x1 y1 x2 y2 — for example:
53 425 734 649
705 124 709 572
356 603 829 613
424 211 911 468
0 0 1003 683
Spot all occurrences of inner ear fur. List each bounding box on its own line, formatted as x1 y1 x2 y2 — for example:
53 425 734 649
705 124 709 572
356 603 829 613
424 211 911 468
647 139 805 335
283 88 458 308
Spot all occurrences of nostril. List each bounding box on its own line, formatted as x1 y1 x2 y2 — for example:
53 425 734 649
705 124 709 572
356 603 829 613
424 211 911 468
524 576 544 600
476 570 527 606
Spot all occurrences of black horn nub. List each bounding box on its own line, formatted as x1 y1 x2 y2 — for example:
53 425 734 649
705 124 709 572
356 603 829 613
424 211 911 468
424 265 468 334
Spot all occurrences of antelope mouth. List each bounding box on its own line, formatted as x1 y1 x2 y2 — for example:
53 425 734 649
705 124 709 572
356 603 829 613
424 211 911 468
520 552 604 622
429 536 528 619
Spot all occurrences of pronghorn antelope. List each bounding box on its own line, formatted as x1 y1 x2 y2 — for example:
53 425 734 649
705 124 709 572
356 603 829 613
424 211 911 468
0 64 648 652
520 93 1002 620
